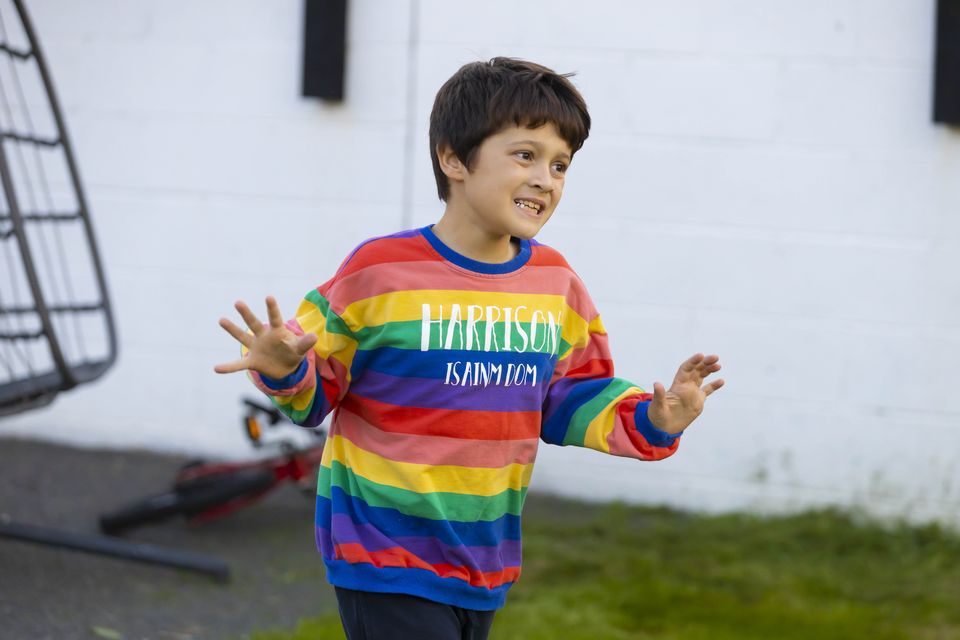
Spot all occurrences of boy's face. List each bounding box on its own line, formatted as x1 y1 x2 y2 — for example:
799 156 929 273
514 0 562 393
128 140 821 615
447 123 572 241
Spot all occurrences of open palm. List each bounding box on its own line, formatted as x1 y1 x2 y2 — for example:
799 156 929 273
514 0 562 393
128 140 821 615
647 353 724 435
214 296 317 379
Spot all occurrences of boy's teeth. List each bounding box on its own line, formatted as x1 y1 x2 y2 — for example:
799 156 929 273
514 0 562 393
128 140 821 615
515 200 541 212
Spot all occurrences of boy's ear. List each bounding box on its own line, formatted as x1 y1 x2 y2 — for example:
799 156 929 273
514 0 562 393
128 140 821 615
436 144 468 183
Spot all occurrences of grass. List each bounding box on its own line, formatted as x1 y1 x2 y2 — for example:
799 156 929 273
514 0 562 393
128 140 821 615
251 495 960 639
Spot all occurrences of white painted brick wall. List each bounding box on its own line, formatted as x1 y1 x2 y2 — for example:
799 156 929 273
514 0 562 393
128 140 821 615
2 0 958 525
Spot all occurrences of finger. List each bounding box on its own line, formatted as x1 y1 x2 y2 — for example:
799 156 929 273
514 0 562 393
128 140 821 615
680 353 705 373
295 332 318 355
266 296 284 329
697 362 722 377
214 358 250 374
652 381 666 405
690 355 721 378
235 300 264 335
702 379 725 397
219 317 253 348
700 354 720 367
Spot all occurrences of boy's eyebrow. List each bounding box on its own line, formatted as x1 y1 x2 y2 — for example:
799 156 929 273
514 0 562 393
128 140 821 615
510 139 572 161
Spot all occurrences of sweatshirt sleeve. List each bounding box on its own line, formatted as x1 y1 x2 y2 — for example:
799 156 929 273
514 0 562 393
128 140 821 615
247 286 358 428
540 308 680 461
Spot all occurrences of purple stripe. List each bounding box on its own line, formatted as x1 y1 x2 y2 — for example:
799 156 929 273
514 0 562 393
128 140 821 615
542 376 579 423
349 369 544 412
322 515 521 572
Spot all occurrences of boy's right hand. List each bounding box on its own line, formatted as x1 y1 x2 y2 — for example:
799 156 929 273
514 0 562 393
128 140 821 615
214 296 317 379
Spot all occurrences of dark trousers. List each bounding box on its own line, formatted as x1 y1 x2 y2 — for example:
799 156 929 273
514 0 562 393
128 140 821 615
335 587 497 640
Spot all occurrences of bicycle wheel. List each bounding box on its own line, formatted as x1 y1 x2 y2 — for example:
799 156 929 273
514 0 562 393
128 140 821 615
99 468 276 535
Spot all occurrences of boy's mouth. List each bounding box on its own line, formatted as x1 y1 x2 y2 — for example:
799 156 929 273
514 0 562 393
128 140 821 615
514 198 544 215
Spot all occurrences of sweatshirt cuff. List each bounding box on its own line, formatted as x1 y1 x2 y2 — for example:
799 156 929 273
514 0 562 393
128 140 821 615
259 358 309 390
634 400 682 448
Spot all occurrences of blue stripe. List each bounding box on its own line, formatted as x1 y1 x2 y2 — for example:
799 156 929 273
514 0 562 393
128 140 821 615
350 346 553 380
259 358 309 390
420 225 531 275
317 488 521 547
324 560 511 610
540 377 612 445
633 400 681 447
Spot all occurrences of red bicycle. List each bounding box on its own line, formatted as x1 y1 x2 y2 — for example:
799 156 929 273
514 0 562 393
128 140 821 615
99 398 325 535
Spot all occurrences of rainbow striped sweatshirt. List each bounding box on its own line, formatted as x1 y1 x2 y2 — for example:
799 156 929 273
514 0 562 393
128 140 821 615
250 225 681 611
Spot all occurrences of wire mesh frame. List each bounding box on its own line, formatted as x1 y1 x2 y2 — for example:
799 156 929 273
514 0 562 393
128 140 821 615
0 0 116 416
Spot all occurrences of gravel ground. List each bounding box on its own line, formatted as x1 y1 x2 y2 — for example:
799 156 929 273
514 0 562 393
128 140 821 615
0 437 338 640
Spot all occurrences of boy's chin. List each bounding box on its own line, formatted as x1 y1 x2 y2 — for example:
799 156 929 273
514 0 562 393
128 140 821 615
509 218 549 240
510 228 541 241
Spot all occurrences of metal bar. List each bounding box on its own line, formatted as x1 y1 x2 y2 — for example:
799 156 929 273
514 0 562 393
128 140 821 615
0 521 231 582
0 360 112 413
0 128 72 386
0 212 81 222
0 131 60 147
0 329 44 340
0 43 31 60
13 0 118 378
0 302 103 314
0 389 57 415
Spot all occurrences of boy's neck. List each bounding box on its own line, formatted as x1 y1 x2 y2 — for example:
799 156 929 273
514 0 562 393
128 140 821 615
431 209 519 264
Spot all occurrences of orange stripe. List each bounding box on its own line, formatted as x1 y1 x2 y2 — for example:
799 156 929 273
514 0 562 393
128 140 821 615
334 543 521 589
339 395 541 440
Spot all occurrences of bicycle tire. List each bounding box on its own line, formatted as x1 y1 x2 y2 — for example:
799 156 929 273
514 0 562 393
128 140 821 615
99 468 276 535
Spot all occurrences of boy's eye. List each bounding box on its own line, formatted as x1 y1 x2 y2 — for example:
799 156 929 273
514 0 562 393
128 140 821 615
552 162 567 174
515 151 533 160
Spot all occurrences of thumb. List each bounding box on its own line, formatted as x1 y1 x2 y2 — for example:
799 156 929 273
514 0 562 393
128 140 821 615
652 381 666 405
295 332 318 355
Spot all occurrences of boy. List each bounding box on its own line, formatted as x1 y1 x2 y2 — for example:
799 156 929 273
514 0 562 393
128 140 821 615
215 57 723 640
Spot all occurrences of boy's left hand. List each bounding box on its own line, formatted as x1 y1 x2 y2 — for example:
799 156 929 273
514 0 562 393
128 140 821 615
648 353 724 435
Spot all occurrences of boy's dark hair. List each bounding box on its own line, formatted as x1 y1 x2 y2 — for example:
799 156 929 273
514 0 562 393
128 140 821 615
429 57 591 201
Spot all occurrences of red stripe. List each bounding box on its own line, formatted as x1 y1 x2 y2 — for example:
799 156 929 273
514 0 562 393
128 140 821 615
608 395 680 460
328 261 588 314
335 406 539 467
339 395 541 440
334 543 521 589
528 244 572 268
334 236 439 280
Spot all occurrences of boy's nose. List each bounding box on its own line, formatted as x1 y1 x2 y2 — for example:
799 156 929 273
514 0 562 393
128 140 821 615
529 166 554 192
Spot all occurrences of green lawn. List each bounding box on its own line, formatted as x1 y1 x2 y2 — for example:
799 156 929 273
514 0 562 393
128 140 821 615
252 495 960 639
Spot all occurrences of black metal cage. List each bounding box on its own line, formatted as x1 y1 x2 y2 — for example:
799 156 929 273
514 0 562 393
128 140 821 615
0 0 116 416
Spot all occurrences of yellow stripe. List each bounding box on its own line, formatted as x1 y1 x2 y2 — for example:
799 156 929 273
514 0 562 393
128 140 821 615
339 290 593 352
326 434 533 496
273 384 316 412
556 314 607 361
582 385 644 453
341 290 568 324
296 297 358 372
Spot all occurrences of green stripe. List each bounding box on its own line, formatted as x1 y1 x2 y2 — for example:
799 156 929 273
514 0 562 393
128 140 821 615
304 289 355 337
563 378 638 446
272 387 316 423
352 319 572 356
317 462 526 522
246 370 318 424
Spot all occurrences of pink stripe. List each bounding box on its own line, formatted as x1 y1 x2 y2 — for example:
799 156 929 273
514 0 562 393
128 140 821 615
334 406 540 468
326 260 598 321
605 396 678 460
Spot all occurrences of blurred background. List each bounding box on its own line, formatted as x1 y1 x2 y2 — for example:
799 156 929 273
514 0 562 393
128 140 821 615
1 0 958 528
